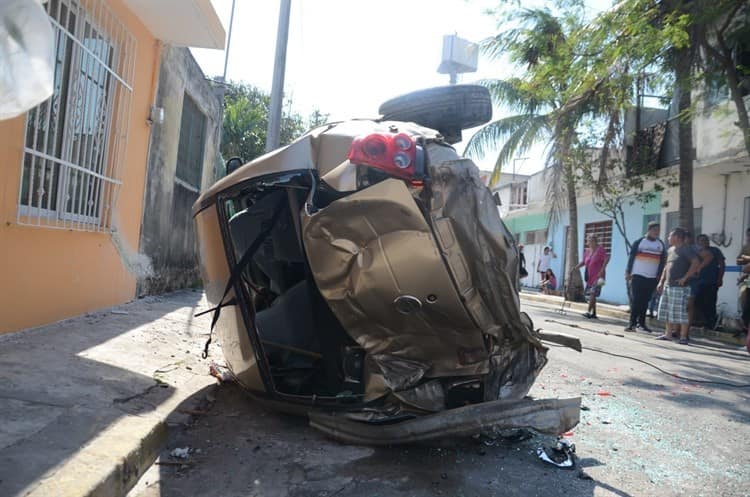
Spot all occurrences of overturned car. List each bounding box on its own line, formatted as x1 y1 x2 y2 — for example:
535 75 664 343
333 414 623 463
192 85 580 445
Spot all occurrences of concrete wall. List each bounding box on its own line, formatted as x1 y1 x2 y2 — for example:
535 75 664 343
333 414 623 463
694 95 749 167
0 0 159 333
656 165 750 316
138 46 223 295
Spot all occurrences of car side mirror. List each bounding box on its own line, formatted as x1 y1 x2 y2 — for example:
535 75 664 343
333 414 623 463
226 157 243 176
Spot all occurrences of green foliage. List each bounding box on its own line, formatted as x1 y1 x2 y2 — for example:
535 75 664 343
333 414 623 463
220 81 313 163
307 108 331 129
473 0 748 257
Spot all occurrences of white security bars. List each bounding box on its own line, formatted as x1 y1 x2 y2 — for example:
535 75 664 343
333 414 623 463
17 0 135 231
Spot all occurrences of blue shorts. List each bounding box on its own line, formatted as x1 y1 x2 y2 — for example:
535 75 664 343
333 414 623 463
688 279 702 296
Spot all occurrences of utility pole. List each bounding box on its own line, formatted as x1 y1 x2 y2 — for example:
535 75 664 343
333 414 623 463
221 0 237 82
266 0 292 152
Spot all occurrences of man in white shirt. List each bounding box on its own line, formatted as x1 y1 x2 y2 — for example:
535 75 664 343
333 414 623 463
537 246 556 282
625 221 666 332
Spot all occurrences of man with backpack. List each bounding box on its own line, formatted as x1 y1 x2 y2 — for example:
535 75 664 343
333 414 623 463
625 221 666 332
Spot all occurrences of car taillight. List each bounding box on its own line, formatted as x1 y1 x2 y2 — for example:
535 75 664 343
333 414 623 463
348 132 420 181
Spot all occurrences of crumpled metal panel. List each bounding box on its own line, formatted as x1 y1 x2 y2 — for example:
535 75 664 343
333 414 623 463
425 145 548 401
393 379 446 412
302 178 489 391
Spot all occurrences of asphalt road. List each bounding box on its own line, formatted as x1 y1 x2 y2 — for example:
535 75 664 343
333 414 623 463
129 302 750 497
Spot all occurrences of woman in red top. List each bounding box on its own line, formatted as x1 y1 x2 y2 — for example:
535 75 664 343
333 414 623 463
540 269 558 295
574 234 609 319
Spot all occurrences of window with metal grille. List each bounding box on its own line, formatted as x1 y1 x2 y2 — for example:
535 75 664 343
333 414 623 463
665 208 702 240
524 229 547 245
17 0 135 231
509 182 528 210
175 94 206 191
642 213 660 234
584 221 613 255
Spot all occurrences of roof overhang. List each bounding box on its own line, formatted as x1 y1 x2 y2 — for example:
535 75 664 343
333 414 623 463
122 0 225 49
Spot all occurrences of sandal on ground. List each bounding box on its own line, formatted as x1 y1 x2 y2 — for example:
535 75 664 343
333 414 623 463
655 335 671 341
678 338 689 345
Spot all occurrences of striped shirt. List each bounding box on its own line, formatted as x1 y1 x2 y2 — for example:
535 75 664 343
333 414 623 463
627 237 665 279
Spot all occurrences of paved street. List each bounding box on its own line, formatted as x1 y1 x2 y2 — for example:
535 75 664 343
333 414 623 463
129 301 750 497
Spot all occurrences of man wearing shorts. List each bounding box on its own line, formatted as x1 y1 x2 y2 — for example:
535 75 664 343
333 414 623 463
655 228 701 345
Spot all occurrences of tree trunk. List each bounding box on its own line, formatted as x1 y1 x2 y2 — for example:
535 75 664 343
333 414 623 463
675 46 695 235
559 125 584 302
724 56 750 160
564 166 585 302
699 4 750 161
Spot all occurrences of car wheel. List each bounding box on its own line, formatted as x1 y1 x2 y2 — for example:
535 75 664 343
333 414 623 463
378 85 492 144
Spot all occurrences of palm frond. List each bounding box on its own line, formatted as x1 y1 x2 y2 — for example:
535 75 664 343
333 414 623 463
544 141 567 230
488 115 551 186
464 114 540 159
477 78 548 115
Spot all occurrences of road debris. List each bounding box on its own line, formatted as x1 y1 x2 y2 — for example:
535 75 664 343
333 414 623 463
536 437 576 469
170 447 191 459
209 362 235 383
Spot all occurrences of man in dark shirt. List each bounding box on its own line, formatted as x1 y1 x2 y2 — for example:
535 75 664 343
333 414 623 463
625 221 666 332
695 234 725 330
655 228 701 344
738 228 750 335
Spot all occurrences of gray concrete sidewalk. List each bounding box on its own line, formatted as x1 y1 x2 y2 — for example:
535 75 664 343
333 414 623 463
0 290 218 497
520 290 746 346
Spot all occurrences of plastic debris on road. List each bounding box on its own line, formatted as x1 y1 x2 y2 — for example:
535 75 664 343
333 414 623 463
170 447 191 459
209 362 236 383
536 437 576 469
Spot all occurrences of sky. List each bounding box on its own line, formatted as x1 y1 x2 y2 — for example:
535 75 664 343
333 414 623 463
191 0 607 176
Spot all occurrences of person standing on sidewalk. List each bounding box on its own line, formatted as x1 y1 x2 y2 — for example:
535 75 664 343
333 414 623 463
537 246 556 283
683 231 713 331
737 228 750 337
655 228 701 345
625 221 666 332
695 234 725 330
575 234 609 319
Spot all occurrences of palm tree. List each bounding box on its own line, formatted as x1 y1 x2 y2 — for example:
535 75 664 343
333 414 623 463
465 8 588 301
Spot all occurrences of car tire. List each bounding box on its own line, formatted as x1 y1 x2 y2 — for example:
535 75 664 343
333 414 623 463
378 85 492 144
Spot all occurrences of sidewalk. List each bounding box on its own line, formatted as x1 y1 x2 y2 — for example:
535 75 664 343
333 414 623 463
519 290 746 346
0 290 218 497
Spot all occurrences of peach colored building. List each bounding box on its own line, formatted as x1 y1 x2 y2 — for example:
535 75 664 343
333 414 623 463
0 0 224 333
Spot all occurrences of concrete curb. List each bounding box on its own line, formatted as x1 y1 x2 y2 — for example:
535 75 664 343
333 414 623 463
520 291 747 347
24 376 216 497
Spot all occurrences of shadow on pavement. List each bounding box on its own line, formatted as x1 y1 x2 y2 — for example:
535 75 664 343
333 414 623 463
133 383 636 497
0 290 204 497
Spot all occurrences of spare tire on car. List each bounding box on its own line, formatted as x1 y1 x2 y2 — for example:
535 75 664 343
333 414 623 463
378 85 492 144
